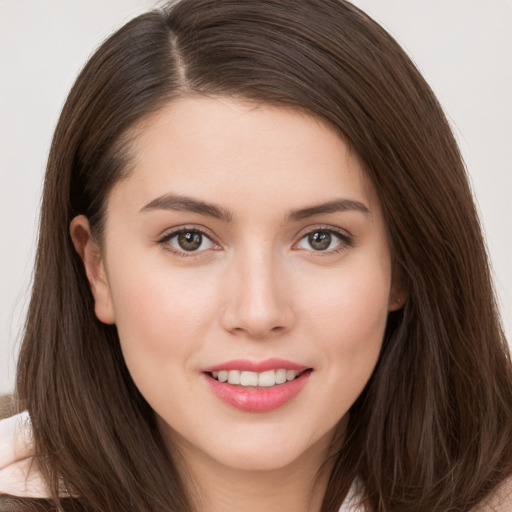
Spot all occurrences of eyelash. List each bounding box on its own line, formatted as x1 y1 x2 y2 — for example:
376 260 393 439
157 226 353 257
294 226 354 256
157 227 220 258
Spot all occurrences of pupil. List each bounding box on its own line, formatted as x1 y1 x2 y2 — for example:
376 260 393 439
309 231 331 251
178 231 202 251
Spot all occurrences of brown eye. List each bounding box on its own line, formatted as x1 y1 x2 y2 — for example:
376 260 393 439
295 228 351 253
308 231 332 251
178 231 203 251
163 229 216 254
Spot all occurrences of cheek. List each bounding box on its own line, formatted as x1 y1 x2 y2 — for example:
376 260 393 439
106 256 220 363
299 255 391 391
107 266 217 411
307 280 388 428
303 256 390 343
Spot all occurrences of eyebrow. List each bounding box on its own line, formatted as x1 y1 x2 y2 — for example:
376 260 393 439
140 194 369 222
288 199 370 221
140 194 233 222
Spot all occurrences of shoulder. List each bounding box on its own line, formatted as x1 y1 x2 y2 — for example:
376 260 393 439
0 412 49 498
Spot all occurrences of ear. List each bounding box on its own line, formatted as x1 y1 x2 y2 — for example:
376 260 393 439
388 264 409 312
70 215 115 324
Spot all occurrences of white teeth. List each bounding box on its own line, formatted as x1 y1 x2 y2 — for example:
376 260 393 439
240 371 258 386
258 370 276 387
227 370 241 385
212 368 305 387
275 369 287 384
286 370 298 381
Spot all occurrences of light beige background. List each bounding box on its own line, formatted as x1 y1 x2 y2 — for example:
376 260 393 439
1 0 511 394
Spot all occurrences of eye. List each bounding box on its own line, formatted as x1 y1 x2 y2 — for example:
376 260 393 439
160 229 218 254
295 229 351 252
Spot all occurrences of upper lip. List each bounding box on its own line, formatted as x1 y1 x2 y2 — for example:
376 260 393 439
202 358 310 373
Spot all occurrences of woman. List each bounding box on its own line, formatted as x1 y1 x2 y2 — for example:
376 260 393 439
1 0 511 510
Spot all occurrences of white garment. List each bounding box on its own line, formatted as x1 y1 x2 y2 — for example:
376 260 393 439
339 482 360 511
0 411 49 497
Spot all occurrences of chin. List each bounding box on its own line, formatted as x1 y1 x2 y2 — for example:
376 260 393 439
197 423 336 474
208 443 312 472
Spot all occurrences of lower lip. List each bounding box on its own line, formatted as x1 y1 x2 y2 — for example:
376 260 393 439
203 370 312 412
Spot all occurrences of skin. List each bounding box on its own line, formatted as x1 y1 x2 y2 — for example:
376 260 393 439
71 97 404 512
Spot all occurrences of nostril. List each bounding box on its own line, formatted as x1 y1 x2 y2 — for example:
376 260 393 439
227 324 288 338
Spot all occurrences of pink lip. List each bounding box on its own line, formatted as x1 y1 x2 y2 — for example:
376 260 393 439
203 363 312 413
202 358 309 373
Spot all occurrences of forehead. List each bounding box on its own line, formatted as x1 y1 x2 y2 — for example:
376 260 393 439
113 96 379 218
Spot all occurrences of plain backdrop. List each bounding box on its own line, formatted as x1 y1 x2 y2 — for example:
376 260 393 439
1 0 511 394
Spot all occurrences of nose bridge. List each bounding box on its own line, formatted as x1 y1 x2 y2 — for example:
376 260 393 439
221 240 293 338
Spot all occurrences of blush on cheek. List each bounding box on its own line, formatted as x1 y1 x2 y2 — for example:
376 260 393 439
307 274 389 336
112 272 215 364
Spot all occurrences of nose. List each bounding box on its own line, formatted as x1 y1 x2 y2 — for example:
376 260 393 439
220 245 295 339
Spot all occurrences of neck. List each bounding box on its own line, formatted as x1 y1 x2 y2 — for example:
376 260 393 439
172 432 338 512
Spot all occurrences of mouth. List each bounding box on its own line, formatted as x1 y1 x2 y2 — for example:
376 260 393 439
207 368 309 388
202 362 313 412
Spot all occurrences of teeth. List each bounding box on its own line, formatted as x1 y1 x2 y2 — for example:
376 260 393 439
258 370 276 387
211 369 303 387
286 370 297 381
240 371 258 386
275 369 287 384
228 370 241 385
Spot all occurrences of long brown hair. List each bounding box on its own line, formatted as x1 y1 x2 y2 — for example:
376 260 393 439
15 1 512 510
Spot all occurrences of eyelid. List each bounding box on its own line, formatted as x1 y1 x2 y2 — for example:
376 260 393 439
155 224 353 257
292 225 354 254
157 225 221 257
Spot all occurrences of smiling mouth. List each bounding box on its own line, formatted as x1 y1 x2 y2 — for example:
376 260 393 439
207 368 311 387
204 366 313 412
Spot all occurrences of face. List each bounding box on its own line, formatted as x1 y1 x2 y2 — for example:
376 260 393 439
73 97 401 475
